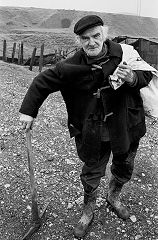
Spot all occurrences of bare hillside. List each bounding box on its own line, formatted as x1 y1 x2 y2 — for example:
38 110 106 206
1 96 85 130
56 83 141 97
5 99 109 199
0 7 55 30
0 6 158 68
0 6 158 38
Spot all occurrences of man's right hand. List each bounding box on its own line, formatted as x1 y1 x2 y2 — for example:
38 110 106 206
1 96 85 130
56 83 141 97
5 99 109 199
19 114 34 132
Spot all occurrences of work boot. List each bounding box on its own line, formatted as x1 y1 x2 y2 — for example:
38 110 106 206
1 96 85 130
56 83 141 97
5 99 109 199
73 190 97 238
106 175 130 220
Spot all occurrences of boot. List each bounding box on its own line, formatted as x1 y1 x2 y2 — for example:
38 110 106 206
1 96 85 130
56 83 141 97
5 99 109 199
106 175 130 220
73 190 97 238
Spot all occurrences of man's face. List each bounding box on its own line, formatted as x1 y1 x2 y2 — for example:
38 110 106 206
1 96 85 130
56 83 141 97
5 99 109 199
79 26 104 57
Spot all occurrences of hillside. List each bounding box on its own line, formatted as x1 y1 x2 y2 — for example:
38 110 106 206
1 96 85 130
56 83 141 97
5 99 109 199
0 6 158 38
0 7 56 30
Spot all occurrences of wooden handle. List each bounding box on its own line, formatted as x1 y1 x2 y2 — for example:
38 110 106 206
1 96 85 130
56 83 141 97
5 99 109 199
26 130 40 223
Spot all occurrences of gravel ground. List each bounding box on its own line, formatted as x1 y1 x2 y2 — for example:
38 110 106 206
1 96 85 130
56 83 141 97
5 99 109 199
0 60 158 240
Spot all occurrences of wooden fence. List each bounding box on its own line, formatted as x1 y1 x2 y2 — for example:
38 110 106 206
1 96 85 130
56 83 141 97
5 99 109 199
0 40 78 72
2 37 158 72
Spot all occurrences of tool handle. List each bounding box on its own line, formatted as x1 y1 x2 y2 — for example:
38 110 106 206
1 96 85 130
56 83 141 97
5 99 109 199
26 130 40 223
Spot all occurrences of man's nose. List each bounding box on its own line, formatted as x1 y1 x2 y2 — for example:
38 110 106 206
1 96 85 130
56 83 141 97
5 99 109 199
88 37 95 45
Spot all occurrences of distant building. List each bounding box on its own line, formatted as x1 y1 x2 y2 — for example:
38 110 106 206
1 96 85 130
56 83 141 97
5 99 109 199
113 36 158 70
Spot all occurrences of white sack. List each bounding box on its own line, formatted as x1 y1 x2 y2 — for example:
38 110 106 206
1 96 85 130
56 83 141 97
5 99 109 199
121 44 158 118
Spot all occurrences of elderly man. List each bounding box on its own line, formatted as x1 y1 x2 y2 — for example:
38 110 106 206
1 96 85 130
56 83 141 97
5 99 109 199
19 15 153 238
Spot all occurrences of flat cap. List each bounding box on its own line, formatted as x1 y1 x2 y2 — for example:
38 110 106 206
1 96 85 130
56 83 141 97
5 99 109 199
74 15 104 35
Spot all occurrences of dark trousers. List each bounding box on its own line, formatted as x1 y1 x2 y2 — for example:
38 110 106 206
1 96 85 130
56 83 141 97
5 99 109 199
80 141 139 194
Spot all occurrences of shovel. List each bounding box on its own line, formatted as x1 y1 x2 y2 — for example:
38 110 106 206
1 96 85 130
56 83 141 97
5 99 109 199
22 129 50 240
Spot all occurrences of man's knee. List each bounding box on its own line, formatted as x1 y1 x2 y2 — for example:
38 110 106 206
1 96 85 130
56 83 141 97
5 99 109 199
111 141 139 184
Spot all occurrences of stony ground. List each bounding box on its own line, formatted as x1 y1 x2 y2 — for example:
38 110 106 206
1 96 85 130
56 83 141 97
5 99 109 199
0 60 158 240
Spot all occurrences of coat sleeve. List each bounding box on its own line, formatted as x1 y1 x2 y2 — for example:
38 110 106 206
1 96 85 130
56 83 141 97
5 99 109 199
19 64 66 118
126 70 153 90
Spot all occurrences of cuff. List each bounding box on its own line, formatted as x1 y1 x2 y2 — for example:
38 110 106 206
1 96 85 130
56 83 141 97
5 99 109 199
127 71 138 87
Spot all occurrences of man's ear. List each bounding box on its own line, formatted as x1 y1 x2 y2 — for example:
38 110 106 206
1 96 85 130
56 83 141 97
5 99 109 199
75 35 82 46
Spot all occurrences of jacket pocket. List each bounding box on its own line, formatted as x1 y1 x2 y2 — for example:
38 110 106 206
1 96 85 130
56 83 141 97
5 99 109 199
127 107 145 129
75 118 102 166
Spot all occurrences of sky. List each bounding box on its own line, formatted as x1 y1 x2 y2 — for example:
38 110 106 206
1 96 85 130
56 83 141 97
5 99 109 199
0 0 158 18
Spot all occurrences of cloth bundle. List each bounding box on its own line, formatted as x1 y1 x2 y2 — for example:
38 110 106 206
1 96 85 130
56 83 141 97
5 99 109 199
110 44 158 118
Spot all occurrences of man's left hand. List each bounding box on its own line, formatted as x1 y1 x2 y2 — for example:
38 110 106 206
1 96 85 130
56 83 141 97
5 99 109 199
117 63 134 84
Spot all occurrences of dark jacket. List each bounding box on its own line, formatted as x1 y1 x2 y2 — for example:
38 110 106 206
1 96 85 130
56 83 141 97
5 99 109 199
19 40 152 155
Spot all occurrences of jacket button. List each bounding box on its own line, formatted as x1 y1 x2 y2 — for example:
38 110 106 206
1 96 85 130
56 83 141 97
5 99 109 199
103 112 113 122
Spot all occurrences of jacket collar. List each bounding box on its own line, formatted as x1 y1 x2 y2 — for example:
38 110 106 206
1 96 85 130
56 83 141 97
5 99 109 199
105 39 123 58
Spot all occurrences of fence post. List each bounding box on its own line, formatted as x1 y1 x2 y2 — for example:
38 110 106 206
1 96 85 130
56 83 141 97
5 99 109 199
18 43 21 65
12 42 16 63
20 41 24 64
29 47 37 71
55 49 58 62
3 40 7 62
39 43 44 72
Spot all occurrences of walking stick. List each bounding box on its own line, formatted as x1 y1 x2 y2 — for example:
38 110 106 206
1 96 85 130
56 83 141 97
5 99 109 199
22 129 50 240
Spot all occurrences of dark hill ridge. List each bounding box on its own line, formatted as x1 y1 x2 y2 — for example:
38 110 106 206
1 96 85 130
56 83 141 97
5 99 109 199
0 6 158 38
